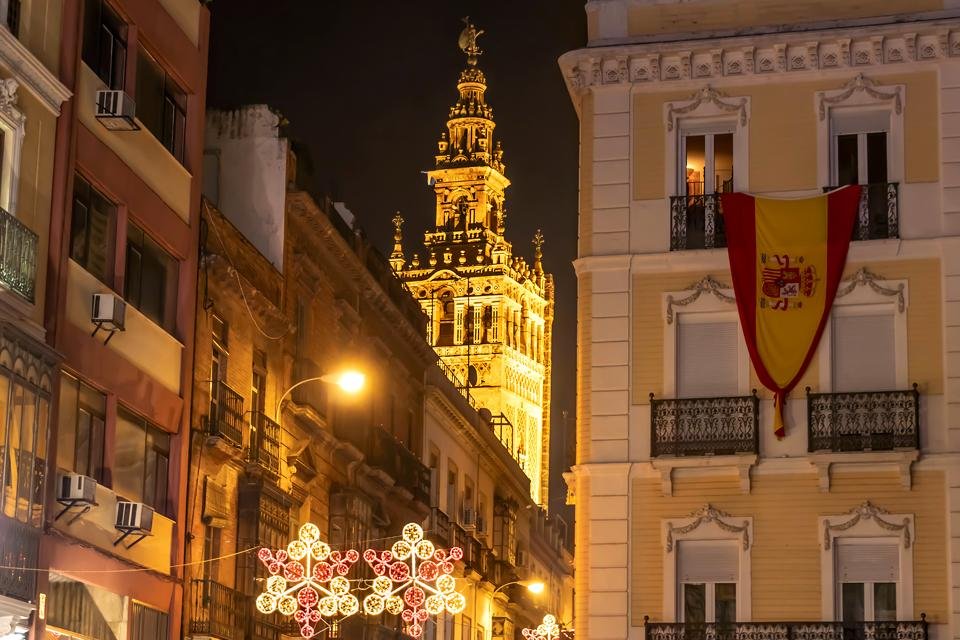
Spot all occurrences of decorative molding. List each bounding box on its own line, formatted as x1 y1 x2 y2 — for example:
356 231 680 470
666 85 748 131
0 27 71 115
835 267 906 312
666 504 751 552
822 500 912 550
665 275 734 323
817 73 902 120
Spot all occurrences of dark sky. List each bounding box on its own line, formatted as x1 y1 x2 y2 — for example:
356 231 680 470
207 1 586 517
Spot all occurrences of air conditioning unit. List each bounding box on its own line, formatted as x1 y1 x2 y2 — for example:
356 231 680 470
91 293 126 343
461 508 476 531
58 473 97 504
114 501 154 548
95 90 139 131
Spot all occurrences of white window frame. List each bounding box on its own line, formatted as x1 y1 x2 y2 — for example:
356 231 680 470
676 541 739 623
829 112 890 186
0 79 26 214
662 506 753 622
663 283 749 398
677 123 736 196
815 75 905 189
819 504 914 621
817 274 908 392
834 538 900 622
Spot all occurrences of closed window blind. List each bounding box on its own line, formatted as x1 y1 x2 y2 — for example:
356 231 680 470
677 540 738 582
836 542 899 582
832 313 896 392
678 320 739 398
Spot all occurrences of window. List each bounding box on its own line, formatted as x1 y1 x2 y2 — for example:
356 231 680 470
676 319 739 398
437 297 454 347
135 47 187 163
677 540 738 623
251 349 267 414
428 447 440 508
836 541 898 622
203 525 221 582
0 376 50 527
125 222 179 333
492 498 517 564
129 602 169 640
82 0 127 89
831 311 896 392
236 483 290 595
56 374 106 483
48 576 126 640
832 110 891 237
70 175 116 285
681 130 734 196
446 460 458 517
113 408 169 514
4 0 21 37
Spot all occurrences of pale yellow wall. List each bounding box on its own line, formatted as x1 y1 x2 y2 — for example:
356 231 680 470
574 475 590 640
630 470 948 625
158 0 201 47
580 93 594 256
577 273 592 459
631 258 942 403
618 1 943 41
20 0 63 73
632 72 939 200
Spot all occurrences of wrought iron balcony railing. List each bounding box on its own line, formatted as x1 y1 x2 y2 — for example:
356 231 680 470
823 182 899 241
0 207 37 301
208 380 244 448
807 385 919 453
670 193 726 251
0 516 38 603
644 617 927 640
650 392 759 457
249 411 281 475
189 579 248 640
368 427 431 505
429 507 451 545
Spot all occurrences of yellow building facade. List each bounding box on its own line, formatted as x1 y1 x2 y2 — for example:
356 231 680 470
395 23 555 507
561 3 960 640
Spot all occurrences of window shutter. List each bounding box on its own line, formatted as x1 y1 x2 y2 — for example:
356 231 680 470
677 540 738 582
202 477 229 528
836 542 899 582
677 320 738 398
832 313 896 392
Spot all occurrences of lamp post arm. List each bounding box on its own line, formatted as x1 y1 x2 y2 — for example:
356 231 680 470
493 580 521 595
275 376 328 419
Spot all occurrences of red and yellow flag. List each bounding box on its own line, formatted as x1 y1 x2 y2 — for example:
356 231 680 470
721 186 861 438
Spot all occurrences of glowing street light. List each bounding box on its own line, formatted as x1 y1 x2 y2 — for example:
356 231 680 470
275 369 366 418
493 579 546 595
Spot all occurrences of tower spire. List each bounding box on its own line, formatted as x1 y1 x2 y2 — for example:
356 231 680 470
458 17 484 67
389 212 405 271
533 230 544 275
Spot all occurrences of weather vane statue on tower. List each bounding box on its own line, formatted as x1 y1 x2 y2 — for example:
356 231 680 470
458 17 484 66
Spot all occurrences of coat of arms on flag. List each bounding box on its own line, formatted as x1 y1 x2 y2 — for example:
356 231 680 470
721 186 861 438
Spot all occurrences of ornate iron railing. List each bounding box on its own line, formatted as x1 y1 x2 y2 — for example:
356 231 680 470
189 579 248 640
807 385 919 452
249 412 281 475
0 516 38 602
644 617 927 640
650 393 759 457
429 507 451 544
209 380 244 448
669 193 726 251
823 183 899 240
0 207 37 301
368 427 431 505
463 535 483 572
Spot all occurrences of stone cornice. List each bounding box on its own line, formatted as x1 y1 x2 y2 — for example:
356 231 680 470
0 26 71 114
560 17 960 108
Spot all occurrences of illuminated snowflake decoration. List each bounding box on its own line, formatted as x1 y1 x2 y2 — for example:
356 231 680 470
255 523 360 639
362 522 466 638
522 615 560 640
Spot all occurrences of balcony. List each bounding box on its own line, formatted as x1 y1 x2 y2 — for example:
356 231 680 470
189 579 248 640
248 412 281 476
0 516 38 602
208 380 244 448
368 427 431 505
823 182 899 240
0 207 38 301
429 508 451 545
669 193 725 251
644 618 927 640
807 385 919 453
649 393 759 457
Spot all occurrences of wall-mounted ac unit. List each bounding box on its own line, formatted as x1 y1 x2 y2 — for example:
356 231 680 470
114 501 154 548
58 473 96 503
91 293 126 343
95 90 139 131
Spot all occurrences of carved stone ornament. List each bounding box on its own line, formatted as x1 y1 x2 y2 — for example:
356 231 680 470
835 267 905 312
667 85 748 131
666 504 750 552
818 73 902 121
665 275 734 324
0 78 24 126
823 501 911 550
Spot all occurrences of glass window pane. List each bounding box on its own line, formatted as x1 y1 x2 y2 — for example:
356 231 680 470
874 583 896 621
684 135 706 195
56 375 79 472
715 583 737 624
113 411 145 503
713 133 734 193
75 409 91 477
836 134 859 185
867 132 888 184
683 583 706 624
34 396 48 526
135 47 164 140
841 583 865 622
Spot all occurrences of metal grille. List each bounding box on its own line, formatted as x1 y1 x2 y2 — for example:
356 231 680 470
822 183 899 240
0 207 38 301
650 393 759 457
807 385 920 452
644 618 928 640
669 194 725 251
249 412 281 475
189 579 248 640
368 427 431 505
209 380 244 447
0 516 38 602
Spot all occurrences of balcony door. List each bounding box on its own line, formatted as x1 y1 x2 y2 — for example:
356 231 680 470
680 129 735 196
836 541 898 622
831 110 892 238
677 540 738 624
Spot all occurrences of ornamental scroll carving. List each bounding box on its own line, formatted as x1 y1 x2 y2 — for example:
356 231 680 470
818 73 902 121
666 85 748 132
665 275 735 324
665 504 751 553
822 501 911 550
835 267 906 313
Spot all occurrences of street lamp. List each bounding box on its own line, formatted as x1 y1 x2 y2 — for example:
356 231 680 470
274 369 366 418
493 579 545 595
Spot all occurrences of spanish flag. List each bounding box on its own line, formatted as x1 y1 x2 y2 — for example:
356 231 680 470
721 186 861 438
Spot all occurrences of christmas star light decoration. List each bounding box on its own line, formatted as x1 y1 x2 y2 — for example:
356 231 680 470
255 523 360 639
362 522 466 638
522 615 560 640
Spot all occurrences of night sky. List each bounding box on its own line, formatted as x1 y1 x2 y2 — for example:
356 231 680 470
207 1 586 517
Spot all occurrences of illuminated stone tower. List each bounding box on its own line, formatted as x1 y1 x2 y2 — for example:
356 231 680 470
393 19 554 507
